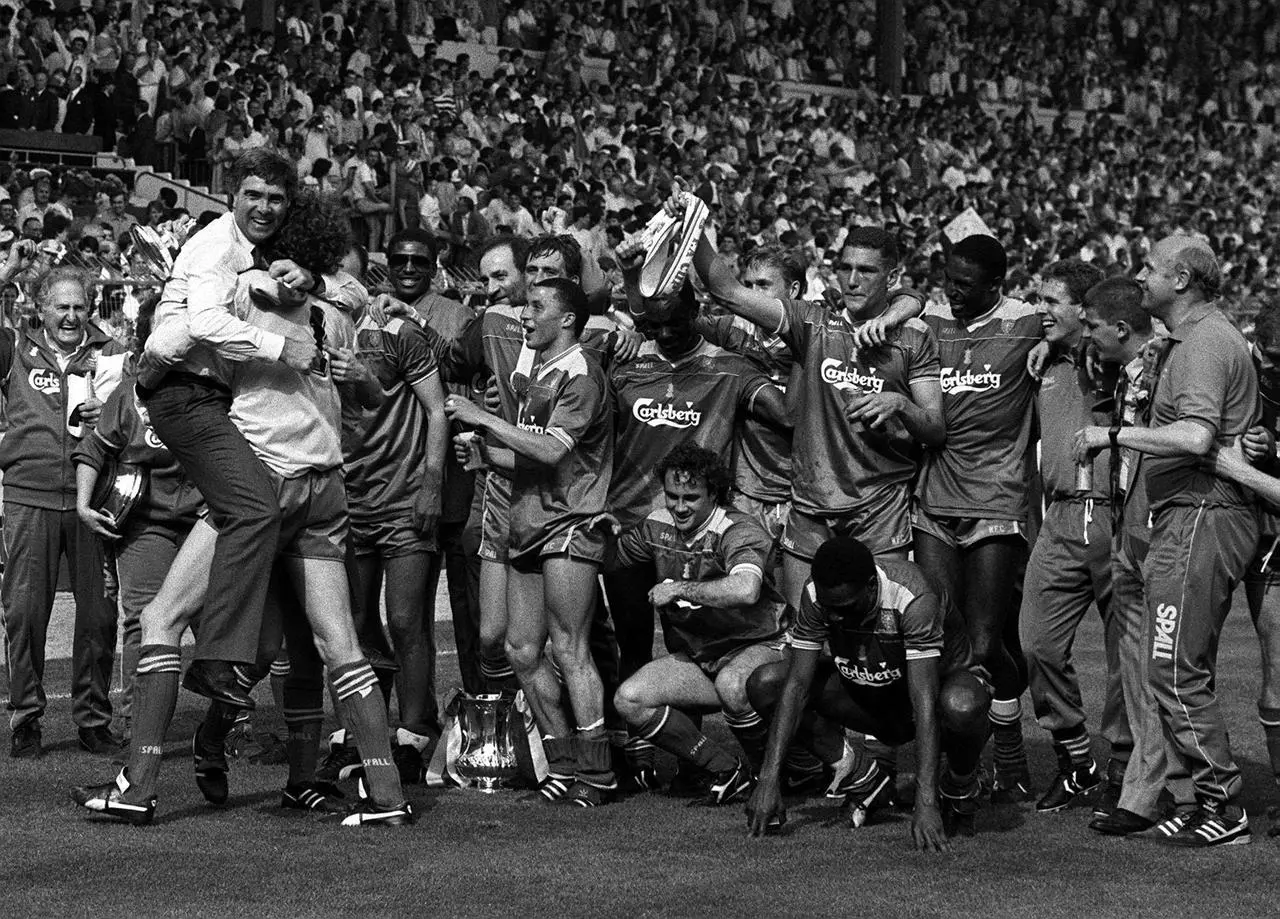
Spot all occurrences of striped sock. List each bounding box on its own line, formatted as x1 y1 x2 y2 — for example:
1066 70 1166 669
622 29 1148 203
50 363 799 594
724 709 769 773
331 660 402 806
1051 727 1093 769
270 654 290 714
480 652 519 692
574 730 618 791
637 705 736 773
126 645 182 802
542 736 576 780
990 697 1029 781
1260 706 1280 786
623 729 658 771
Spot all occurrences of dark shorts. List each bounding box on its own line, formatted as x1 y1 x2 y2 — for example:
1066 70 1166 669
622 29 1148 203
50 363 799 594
272 469 348 561
678 639 786 678
911 506 1025 549
477 473 511 563
782 484 912 560
508 517 608 574
350 516 437 558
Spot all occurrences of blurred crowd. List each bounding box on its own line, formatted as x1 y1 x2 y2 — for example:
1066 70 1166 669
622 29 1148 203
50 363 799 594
1 0 1279 314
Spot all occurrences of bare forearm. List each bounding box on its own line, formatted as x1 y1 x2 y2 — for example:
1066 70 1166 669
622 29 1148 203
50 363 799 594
1119 420 1212 457
75 462 101 510
669 572 760 609
477 415 567 467
898 400 946 448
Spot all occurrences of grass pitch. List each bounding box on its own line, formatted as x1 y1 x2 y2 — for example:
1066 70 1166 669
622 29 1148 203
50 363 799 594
4 596 1280 919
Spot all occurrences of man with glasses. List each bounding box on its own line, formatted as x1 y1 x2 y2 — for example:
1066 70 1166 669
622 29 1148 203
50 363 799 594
744 536 991 848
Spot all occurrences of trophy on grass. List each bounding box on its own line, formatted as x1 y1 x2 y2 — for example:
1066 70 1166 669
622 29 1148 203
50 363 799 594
454 693 520 793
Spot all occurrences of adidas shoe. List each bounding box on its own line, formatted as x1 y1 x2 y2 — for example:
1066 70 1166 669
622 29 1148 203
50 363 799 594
281 781 346 813
1135 807 1198 842
833 761 893 828
1093 780 1123 820
339 799 415 827
1036 760 1101 813
1152 801 1251 848
316 735 362 783
706 760 755 807
990 765 1035 805
193 731 229 806
523 774 573 804
71 770 156 825
562 780 616 808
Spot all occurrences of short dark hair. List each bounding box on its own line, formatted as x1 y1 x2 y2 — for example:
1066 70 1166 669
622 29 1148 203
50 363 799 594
228 147 298 202
1043 259 1105 306
844 226 900 266
476 235 530 272
810 536 877 591
532 277 589 336
388 226 438 261
740 244 804 289
527 234 583 280
952 234 1008 283
268 190 351 276
1083 277 1151 335
655 442 732 506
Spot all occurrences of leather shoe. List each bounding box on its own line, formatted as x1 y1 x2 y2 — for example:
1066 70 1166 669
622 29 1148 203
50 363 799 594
1089 807 1155 836
182 660 255 710
78 725 126 755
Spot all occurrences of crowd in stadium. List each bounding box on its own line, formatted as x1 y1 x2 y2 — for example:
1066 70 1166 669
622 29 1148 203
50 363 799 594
1 0 1280 850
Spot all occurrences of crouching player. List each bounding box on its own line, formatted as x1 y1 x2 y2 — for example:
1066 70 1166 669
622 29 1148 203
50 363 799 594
606 444 787 806
745 537 991 849
445 277 617 806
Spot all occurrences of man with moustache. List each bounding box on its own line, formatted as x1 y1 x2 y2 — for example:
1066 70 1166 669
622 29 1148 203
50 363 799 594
1076 236 1259 847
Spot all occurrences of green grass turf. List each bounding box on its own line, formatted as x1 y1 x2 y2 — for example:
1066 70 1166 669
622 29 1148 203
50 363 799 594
5 596 1280 919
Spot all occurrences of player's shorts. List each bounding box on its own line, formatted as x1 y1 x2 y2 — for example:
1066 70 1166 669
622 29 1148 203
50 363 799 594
350 516 437 558
678 638 786 679
508 516 608 574
910 506 1026 549
733 493 790 545
477 472 511 563
1248 534 1280 588
781 484 912 560
271 468 348 561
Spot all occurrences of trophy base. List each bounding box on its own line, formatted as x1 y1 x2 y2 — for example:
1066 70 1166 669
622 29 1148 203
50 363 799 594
475 777 503 793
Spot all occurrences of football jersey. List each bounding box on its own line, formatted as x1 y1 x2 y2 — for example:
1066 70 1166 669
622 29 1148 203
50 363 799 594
344 314 441 523
609 338 774 529
789 559 973 710
918 297 1040 520
778 298 940 512
444 304 526 421
699 315 794 504
508 343 613 554
614 505 787 666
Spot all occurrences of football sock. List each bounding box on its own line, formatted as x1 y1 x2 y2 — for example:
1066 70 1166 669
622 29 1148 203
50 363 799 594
1051 726 1093 770
623 727 659 772
542 736 576 780
332 660 403 805
1260 706 1280 786
637 706 736 773
574 726 618 790
283 673 325 788
989 697 1029 782
269 655 290 716
480 652 519 693
198 701 240 761
724 709 769 773
126 645 182 802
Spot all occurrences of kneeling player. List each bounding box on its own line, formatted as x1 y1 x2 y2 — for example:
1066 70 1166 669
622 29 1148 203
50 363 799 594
745 537 990 850
610 444 786 806
445 278 617 806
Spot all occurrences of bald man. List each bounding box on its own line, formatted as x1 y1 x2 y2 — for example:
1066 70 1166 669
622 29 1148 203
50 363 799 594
1076 236 1259 848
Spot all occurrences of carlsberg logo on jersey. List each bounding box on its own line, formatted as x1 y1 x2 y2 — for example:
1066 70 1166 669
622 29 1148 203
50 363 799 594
820 358 885 394
834 656 902 686
940 364 1002 394
633 398 703 429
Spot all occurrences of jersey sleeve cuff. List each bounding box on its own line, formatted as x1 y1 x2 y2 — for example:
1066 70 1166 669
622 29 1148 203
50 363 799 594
546 427 576 450
728 562 764 581
787 635 825 652
904 648 942 661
